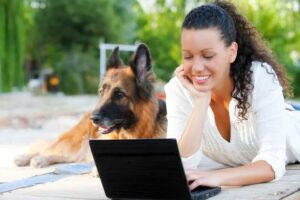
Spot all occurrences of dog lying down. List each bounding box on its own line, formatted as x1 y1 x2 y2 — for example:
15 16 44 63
14 43 167 171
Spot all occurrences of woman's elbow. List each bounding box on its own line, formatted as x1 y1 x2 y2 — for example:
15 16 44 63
265 169 276 182
255 160 276 182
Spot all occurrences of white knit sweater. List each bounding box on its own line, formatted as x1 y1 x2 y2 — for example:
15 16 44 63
165 61 300 181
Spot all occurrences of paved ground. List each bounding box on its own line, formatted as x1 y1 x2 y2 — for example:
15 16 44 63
0 92 300 200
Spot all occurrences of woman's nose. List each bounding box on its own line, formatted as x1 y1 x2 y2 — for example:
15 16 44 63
192 58 205 71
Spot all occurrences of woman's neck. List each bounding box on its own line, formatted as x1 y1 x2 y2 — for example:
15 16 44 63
211 76 234 106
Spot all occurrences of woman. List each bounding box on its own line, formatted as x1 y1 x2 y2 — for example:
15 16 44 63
165 0 300 189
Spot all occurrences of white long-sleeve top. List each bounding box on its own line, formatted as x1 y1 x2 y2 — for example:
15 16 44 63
165 61 300 182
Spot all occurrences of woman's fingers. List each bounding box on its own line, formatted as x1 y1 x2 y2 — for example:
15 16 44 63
185 169 220 189
189 179 202 191
174 65 212 100
185 169 203 190
174 64 184 75
185 169 202 182
175 66 194 90
185 169 197 181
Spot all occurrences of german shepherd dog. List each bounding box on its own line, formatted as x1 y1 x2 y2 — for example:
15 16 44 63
14 44 166 168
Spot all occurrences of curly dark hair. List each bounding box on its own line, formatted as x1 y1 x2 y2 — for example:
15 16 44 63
182 0 291 120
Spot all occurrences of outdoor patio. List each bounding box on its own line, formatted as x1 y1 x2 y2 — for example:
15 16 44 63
0 93 300 200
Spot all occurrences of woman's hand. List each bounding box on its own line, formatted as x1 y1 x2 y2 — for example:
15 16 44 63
174 65 211 103
185 169 222 189
185 160 275 189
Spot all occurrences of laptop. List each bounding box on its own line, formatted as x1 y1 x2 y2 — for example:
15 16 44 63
89 139 221 200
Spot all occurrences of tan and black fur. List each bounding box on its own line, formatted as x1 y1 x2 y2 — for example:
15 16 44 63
15 44 166 168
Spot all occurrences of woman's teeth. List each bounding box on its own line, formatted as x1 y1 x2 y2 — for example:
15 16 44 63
195 75 209 81
194 75 210 84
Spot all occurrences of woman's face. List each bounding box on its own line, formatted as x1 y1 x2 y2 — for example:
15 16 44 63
181 28 237 93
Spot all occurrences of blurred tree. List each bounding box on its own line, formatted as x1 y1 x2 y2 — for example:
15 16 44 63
0 0 25 92
137 0 185 81
28 0 138 94
55 47 99 94
34 0 129 51
0 0 3 92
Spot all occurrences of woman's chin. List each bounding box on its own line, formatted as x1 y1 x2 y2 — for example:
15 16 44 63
193 83 212 93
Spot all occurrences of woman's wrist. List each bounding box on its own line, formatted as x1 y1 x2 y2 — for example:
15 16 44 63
194 92 211 107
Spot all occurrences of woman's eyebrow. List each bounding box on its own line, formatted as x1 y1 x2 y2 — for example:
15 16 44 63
202 48 214 51
182 48 215 52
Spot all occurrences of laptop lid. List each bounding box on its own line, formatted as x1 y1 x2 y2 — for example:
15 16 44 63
89 139 220 200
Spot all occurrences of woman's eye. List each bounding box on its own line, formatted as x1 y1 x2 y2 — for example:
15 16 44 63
183 56 192 60
203 55 214 59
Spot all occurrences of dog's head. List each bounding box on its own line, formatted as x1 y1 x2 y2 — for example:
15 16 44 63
91 43 156 134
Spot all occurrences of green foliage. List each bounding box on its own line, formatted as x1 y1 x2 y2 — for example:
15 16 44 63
0 0 25 92
28 0 138 94
55 48 99 94
137 0 185 81
2 0 299 96
35 0 126 50
0 0 4 92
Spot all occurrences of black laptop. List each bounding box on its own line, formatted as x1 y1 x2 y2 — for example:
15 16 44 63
89 139 221 200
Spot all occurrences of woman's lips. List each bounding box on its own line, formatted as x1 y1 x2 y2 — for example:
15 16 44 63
193 75 210 84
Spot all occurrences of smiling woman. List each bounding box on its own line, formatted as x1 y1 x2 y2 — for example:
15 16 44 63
165 0 300 189
180 28 237 94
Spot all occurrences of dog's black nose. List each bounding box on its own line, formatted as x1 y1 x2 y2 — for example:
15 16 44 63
90 114 102 125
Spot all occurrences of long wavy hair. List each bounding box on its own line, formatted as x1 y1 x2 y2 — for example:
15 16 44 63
182 0 291 120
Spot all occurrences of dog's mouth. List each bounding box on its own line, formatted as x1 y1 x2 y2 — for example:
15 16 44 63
98 125 118 134
97 120 123 134
91 114 124 134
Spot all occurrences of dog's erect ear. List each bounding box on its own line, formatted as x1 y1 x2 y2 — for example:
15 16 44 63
129 43 152 82
106 47 123 70
129 43 154 100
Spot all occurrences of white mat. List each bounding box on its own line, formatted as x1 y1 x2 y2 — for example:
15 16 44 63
0 163 94 193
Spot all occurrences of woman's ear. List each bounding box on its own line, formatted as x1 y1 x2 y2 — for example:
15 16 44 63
229 41 238 63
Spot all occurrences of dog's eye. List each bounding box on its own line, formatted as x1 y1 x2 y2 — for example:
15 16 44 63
98 88 103 95
114 90 125 99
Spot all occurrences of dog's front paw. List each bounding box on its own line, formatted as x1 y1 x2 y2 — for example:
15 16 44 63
91 166 99 177
30 156 50 168
14 154 32 166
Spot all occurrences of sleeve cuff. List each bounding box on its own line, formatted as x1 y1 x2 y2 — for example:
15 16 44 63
181 147 203 169
252 150 287 182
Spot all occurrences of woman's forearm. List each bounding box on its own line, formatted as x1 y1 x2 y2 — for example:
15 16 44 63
179 97 210 158
217 160 275 186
